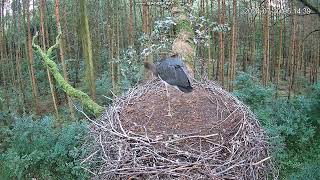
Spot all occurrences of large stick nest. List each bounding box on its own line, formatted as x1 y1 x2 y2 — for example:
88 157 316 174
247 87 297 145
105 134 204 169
83 80 275 179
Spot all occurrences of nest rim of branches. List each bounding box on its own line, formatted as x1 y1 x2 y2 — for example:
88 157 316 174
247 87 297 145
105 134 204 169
83 79 276 180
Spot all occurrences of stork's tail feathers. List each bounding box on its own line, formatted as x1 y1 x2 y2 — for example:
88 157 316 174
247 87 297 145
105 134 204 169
144 62 157 76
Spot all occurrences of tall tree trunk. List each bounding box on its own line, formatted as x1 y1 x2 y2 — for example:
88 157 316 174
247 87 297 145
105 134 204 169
288 12 296 99
200 0 205 78
109 0 117 95
262 0 270 86
276 15 283 98
40 0 60 118
116 3 120 92
212 0 217 80
0 0 9 111
44 0 50 48
15 0 26 112
55 0 75 120
72 0 80 88
24 0 40 114
142 0 152 79
218 0 226 87
93 0 102 75
228 0 237 91
250 1 257 70
79 0 96 100
8 32 17 91
311 34 319 84
62 0 71 55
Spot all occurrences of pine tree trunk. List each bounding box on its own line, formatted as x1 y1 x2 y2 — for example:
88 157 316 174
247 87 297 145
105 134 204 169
129 0 134 46
110 1 117 95
8 33 17 90
40 0 60 118
115 4 120 92
142 0 153 79
62 0 71 56
79 0 96 100
211 0 216 80
206 0 212 79
72 0 80 88
93 0 102 74
262 0 270 86
15 1 26 112
276 16 283 98
250 1 257 70
24 0 40 114
228 0 237 91
55 0 75 120
218 0 226 87
0 1 9 110
288 12 296 99
200 0 205 78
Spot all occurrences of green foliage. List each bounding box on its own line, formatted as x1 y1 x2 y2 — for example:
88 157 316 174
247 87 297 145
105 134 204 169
119 47 144 91
289 162 320 180
233 72 275 109
256 98 317 176
0 115 91 179
95 71 113 105
233 73 320 179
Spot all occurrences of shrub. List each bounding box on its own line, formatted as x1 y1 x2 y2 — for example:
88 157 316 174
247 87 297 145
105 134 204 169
0 116 91 179
233 72 275 109
233 74 320 179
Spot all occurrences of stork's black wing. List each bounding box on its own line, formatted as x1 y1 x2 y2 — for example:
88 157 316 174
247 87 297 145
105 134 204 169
174 65 193 92
156 58 193 93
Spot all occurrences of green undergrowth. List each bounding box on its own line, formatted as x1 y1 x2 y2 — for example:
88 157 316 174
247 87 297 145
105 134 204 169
0 115 91 179
233 72 320 179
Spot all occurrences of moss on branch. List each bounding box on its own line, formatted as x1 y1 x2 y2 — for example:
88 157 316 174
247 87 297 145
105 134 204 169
32 33 104 116
176 19 194 35
171 4 196 74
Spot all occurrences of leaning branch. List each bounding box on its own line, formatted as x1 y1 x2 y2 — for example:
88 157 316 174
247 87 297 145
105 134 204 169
298 0 320 17
32 33 104 116
303 28 320 42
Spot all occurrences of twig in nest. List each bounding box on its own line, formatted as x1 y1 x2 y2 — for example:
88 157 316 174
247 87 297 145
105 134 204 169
82 80 276 179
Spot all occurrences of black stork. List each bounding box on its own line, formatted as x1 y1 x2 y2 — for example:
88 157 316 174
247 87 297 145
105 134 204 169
144 55 193 116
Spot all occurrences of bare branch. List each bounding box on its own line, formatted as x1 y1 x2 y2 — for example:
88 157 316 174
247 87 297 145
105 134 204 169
297 0 320 17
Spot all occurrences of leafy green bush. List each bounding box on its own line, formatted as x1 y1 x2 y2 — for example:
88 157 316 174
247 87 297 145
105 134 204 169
0 116 91 179
233 73 320 179
119 47 144 91
233 72 275 109
289 161 320 180
256 98 317 176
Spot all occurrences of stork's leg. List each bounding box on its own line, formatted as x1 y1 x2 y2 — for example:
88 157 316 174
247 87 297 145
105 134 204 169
165 83 172 117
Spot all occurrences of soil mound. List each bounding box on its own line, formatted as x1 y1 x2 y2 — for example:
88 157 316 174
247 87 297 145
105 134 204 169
83 80 275 179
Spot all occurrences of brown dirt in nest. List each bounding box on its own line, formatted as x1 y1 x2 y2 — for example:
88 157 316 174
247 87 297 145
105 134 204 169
120 83 241 140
